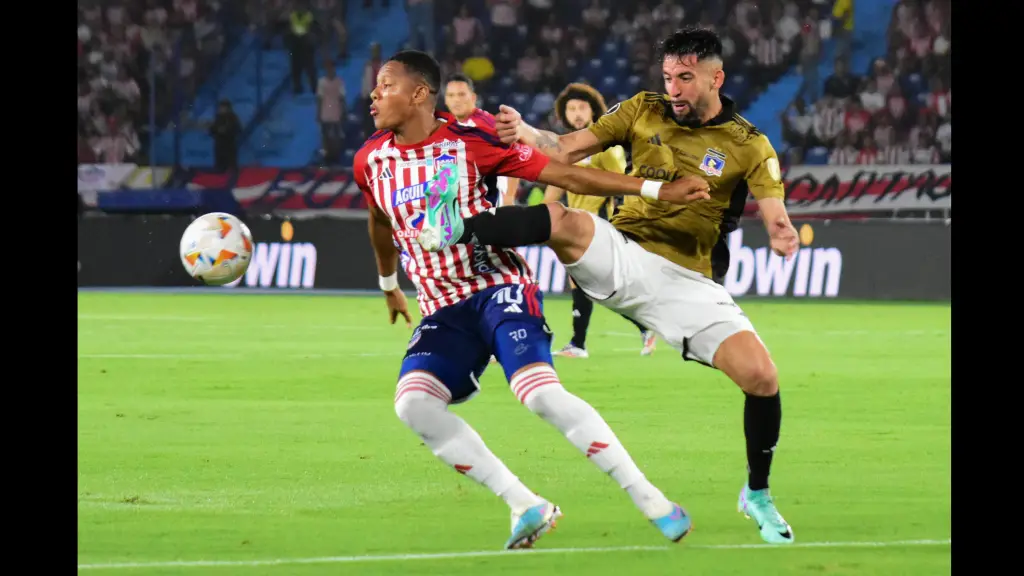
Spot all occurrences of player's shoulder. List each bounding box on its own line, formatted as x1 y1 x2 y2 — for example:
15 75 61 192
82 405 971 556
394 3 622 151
356 130 392 156
604 91 666 117
471 108 496 123
724 113 776 156
446 119 506 149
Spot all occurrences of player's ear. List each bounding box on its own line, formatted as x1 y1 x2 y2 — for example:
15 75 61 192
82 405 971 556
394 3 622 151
712 69 725 91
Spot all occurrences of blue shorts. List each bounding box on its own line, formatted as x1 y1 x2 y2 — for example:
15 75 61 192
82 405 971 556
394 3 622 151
399 284 554 404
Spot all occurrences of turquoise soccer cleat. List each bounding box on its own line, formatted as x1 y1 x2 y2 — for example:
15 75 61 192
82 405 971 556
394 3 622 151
738 484 794 544
505 501 562 550
416 165 464 252
651 503 693 542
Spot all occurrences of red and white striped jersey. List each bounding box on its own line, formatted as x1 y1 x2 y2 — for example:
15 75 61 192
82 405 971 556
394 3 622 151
354 111 550 317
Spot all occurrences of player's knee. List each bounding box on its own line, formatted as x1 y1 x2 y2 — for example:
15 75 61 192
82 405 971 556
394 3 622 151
735 359 779 397
544 202 570 237
510 363 564 413
544 203 592 261
394 372 451 429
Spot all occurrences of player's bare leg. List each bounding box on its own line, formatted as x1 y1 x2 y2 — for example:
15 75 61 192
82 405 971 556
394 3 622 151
508 360 692 542
711 332 794 544
393 370 560 549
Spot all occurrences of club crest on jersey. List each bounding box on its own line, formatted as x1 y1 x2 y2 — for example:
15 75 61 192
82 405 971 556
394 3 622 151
434 152 457 172
392 182 427 206
700 148 727 177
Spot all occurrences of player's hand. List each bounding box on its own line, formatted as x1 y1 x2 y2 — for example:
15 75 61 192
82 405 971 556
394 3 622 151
769 218 799 260
495 104 524 145
657 175 711 205
384 288 412 328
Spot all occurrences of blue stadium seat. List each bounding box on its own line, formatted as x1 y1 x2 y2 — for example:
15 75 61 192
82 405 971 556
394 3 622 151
615 93 630 104
804 146 830 165
524 112 540 126
614 57 629 76
588 58 604 77
626 75 642 93
601 40 620 61
499 76 516 91
343 148 356 167
510 92 530 108
600 76 619 94
531 92 555 114
485 93 501 109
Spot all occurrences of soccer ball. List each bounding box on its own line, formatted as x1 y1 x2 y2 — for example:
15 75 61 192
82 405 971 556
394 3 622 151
179 212 254 286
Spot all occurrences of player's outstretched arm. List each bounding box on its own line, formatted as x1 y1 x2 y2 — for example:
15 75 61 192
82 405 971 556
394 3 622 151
368 205 412 327
758 198 798 259
536 161 711 205
495 105 603 165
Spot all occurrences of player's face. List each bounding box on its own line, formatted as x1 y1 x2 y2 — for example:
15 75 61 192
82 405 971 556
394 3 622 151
564 99 594 130
444 81 476 120
662 54 721 127
369 62 420 131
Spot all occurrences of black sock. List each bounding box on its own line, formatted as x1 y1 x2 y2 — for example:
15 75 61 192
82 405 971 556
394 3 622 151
744 392 781 491
570 287 593 349
622 314 647 334
456 205 552 247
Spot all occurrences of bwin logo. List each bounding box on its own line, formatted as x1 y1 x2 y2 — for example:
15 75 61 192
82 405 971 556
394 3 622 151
724 225 842 298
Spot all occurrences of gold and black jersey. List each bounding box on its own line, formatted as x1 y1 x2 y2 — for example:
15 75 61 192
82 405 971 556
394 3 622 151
587 91 785 278
565 145 627 219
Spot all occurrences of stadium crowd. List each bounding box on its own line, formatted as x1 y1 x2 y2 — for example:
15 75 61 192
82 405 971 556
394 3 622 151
781 0 950 165
413 0 826 136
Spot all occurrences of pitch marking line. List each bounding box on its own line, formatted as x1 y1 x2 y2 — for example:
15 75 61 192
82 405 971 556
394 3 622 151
77 539 950 570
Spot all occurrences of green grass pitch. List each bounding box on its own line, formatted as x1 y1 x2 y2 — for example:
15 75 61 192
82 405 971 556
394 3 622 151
77 292 950 575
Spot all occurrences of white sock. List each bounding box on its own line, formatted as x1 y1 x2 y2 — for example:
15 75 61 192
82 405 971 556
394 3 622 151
511 365 675 519
395 372 544 516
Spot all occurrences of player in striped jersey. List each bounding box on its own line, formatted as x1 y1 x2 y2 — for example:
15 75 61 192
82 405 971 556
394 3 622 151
443 73 519 207
355 50 708 549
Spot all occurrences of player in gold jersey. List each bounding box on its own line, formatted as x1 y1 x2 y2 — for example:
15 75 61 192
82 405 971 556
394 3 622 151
420 27 799 545
543 83 657 358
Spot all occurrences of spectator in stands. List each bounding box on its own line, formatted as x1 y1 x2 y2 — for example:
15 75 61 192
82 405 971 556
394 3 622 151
797 6 823 103
317 60 346 164
781 97 814 153
515 46 544 92
489 0 521 54
843 99 871 139
451 5 484 59
539 12 563 46
873 112 897 156
812 95 845 148
925 76 950 119
361 42 383 101
859 78 886 114
95 113 141 164
871 58 896 97
652 0 683 24
828 132 858 166
209 100 242 172
581 0 610 37
287 0 319 94
312 0 349 61
831 0 854 61
886 83 910 131
406 0 437 56
461 44 496 85
907 109 936 152
823 57 859 101
936 112 951 163
856 133 879 165
774 1 802 47
750 22 786 87
910 131 941 164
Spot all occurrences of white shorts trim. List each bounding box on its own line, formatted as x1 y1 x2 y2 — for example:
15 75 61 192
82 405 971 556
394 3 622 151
564 213 757 366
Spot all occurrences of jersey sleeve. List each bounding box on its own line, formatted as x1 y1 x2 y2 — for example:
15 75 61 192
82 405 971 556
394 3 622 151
591 145 627 174
587 92 645 148
473 139 551 182
745 134 786 201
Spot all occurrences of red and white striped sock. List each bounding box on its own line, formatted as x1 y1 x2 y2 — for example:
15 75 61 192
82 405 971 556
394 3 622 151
511 364 675 519
395 371 544 515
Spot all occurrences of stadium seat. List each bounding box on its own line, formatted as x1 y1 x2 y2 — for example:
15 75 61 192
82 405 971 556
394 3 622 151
531 92 555 114
601 41 619 61
600 76 619 94
614 57 629 76
626 75 642 93
804 146 830 165
524 112 540 126
343 148 356 167
499 76 516 91
510 92 530 109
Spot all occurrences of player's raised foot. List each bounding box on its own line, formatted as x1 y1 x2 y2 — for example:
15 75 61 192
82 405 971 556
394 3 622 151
505 501 562 550
640 330 657 356
553 343 589 358
417 165 464 252
738 485 794 544
651 503 693 543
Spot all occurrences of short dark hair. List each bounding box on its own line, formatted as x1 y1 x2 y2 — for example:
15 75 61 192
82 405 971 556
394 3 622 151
659 26 723 62
445 73 475 92
387 50 441 95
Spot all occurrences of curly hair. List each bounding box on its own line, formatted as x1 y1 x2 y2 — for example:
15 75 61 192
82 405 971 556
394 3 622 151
554 82 608 129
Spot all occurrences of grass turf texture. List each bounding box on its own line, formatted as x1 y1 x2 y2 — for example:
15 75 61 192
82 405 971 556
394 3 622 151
78 293 950 575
